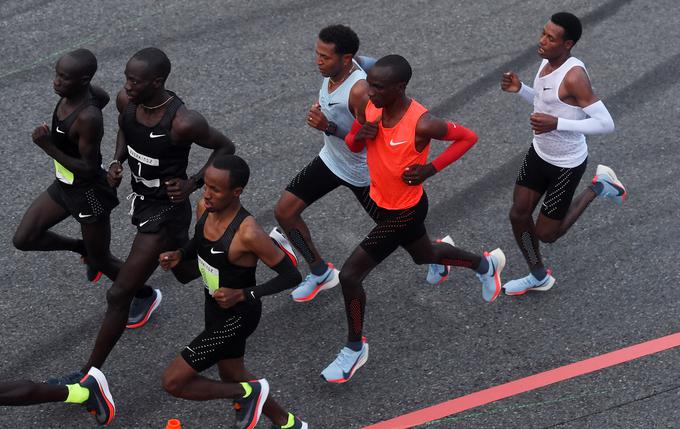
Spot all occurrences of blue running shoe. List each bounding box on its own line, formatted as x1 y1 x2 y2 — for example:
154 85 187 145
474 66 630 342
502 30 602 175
426 235 455 285
592 164 627 205
80 367 115 425
321 338 369 383
504 269 556 295
476 248 506 302
233 379 269 429
291 263 339 302
269 227 298 267
270 413 308 429
126 288 162 329
46 370 85 385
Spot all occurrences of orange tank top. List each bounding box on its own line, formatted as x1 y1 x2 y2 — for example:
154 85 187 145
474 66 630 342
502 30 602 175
364 99 429 210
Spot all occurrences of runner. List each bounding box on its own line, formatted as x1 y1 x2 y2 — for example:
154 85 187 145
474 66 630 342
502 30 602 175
160 154 307 429
274 25 377 302
321 54 505 383
13 49 122 285
500 12 626 295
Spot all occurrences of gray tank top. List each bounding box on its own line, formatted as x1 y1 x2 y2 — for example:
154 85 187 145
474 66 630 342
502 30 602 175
317 61 370 187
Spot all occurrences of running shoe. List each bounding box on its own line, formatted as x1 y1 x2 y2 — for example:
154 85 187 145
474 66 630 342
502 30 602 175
270 413 308 429
291 263 339 302
503 270 556 295
126 288 162 329
80 367 115 425
269 227 298 266
426 235 455 285
81 256 103 283
233 379 269 429
592 164 627 205
476 248 506 302
321 338 369 383
46 370 85 385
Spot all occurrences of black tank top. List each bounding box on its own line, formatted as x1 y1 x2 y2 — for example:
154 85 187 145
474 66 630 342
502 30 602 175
195 207 256 301
120 91 191 201
51 87 101 186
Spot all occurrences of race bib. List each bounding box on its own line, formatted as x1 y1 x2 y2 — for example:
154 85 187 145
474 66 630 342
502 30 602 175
198 255 219 294
54 159 74 184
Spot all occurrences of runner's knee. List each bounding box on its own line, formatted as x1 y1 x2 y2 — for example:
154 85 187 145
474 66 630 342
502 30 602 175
106 284 135 308
509 205 532 224
161 369 185 397
12 229 35 251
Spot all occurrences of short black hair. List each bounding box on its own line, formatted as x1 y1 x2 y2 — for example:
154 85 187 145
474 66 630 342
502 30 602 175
132 47 171 81
551 12 582 44
374 54 412 85
318 25 360 56
67 48 97 78
212 153 250 189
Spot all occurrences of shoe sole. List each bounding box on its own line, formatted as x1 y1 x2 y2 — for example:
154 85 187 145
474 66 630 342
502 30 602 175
593 164 627 203
269 227 298 267
292 267 340 302
84 367 115 425
323 343 369 384
506 276 556 296
126 289 162 329
487 248 506 302
246 379 269 429
82 257 103 283
427 236 455 285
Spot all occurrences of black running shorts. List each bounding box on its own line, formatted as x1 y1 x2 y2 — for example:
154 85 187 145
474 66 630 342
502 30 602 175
285 156 377 217
47 174 119 225
516 145 588 220
359 192 429 263
130 197 192 246
181 299 262 372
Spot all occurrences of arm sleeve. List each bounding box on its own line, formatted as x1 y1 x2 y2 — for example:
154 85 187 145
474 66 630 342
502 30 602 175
556 100 615 135
430 122 479 172
344 119 366 152
518 83 536 104
243 256 302 301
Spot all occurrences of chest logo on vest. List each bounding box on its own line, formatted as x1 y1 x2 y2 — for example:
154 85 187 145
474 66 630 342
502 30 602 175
389 139 408 146
210 248 225 254
56 126 66 134
149 132 166 138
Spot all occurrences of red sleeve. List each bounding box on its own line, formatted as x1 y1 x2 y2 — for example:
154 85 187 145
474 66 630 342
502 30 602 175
431 122 478 171
344 119 366 153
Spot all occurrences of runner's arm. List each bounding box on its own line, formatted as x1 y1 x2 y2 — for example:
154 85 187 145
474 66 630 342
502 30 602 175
556 67 614 134
419 114 478 172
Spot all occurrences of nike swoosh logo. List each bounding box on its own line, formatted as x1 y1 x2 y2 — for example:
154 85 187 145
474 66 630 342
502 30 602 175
250 290 256 300
543 87 552 91
139 220 151 227
603 180 626 196
149 132 166 138
56 127 66 134
210 248 225 254
328 102 340 106
78 212 93 218
389 140 408 146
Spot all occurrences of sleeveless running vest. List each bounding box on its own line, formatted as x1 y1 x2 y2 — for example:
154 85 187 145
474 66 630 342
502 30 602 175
532 57 589 168
194 207 256 300
364 99 429 210
51 87 100 185
120 92 191 200
318 60 370 187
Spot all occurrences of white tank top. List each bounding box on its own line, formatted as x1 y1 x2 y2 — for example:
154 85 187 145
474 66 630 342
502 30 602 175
532 56 589 168
318 61 370 187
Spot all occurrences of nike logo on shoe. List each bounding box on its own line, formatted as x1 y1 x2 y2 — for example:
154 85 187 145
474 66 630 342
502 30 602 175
78 212 93 218
210 248 225 254
56 126 66 134
149 132 165 138
389 140 408 146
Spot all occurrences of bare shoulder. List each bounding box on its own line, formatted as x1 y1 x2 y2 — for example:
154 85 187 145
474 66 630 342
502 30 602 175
172 107 209 141
238 216 264 245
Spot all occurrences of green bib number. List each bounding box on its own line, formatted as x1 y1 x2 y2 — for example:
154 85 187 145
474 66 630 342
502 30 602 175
54 159 74 184
198 255 219 294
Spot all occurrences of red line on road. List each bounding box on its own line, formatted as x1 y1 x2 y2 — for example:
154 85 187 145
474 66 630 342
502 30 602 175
364 331 680 429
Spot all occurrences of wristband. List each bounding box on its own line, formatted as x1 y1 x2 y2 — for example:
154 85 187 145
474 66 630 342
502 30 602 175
107 159 122 170
324 121 338 136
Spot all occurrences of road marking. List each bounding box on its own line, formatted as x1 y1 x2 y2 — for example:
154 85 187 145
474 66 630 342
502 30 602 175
363 331 680 429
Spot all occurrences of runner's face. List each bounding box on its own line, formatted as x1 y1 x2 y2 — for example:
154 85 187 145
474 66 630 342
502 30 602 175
202 166 241 212
315 40 344 78
53 56 86 98
538 21 573 59
124 58 159 104
367 66 400 108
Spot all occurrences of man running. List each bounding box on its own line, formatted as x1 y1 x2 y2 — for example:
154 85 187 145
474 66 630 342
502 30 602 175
274 25 377 302
160 154 307 429
0 367 115 425
13 49 121 285
321 55 505 383
500 12 626 295
51 47 233 383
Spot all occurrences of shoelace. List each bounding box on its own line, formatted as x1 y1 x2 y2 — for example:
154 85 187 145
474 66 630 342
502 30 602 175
335 347 358 370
